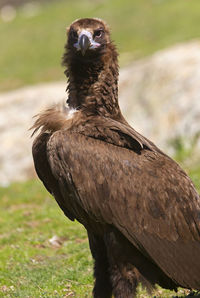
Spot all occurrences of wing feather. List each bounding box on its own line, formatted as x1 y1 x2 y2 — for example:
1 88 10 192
32 132 75 221
46 130 200 289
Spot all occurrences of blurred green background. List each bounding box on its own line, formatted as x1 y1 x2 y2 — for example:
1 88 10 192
1 0 200 91
1 1 200 297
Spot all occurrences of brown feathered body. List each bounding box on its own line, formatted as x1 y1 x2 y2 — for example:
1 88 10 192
32 18 200 297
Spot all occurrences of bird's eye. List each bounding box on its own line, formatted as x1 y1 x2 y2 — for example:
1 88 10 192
70 29 78 39
94 29 104 38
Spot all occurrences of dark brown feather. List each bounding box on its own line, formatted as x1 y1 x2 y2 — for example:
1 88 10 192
46 129 200 288
32 18 200 297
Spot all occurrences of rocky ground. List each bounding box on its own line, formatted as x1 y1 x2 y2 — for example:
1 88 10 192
0 40 200 186
120 40 200 152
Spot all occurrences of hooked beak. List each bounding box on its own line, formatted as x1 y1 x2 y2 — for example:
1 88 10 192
79 34 90 56
73 30 100 54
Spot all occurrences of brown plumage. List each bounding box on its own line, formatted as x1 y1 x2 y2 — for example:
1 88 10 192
32 18 200 297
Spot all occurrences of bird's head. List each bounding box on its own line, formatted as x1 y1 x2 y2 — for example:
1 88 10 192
66 18 111 59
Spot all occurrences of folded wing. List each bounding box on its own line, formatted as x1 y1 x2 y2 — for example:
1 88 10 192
40 127 200 289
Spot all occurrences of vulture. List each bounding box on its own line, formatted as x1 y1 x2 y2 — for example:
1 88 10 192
32 18 200 297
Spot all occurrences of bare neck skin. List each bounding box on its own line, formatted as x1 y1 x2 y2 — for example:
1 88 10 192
62 43 125 121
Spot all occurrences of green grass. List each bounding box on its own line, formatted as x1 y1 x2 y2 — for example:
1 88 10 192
0 167 200 297
1 0 200 91
0 180 93 297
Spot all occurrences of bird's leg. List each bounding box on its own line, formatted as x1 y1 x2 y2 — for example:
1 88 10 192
104 229 144 298
109 263 139 298
87 230 112 298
